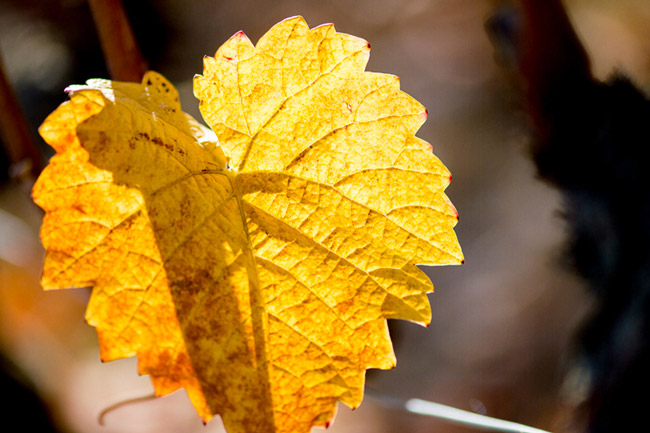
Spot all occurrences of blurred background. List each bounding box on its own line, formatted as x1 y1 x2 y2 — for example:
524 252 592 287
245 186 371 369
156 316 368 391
1 0 650 432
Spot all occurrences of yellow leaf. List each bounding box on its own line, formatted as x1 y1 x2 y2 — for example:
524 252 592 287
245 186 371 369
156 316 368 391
33 16 463 433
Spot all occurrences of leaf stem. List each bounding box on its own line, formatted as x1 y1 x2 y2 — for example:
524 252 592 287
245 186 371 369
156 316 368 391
367 392 552 433
0 48 43 179
88 0 148 82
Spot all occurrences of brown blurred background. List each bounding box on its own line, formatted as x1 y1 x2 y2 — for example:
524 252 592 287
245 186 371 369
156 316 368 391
1 1 650 432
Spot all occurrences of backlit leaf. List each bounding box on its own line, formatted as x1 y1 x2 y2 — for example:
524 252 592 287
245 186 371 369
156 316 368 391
32 16 462 433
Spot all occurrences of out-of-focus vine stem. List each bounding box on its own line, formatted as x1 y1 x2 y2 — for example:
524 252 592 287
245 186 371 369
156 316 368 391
517 0 592 143
367 391 552 433
0 51 43 180
88 0 148 82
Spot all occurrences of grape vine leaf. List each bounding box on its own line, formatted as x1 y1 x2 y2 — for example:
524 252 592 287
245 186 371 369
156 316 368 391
32 16 463 433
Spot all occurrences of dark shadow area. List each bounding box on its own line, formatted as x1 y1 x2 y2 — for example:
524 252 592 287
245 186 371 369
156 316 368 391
0 351 66 433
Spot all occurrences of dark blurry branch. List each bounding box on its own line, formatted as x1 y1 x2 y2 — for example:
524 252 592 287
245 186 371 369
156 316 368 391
489 1 650 432
88 0 148 82
0 51 44 180
517 0 592 158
